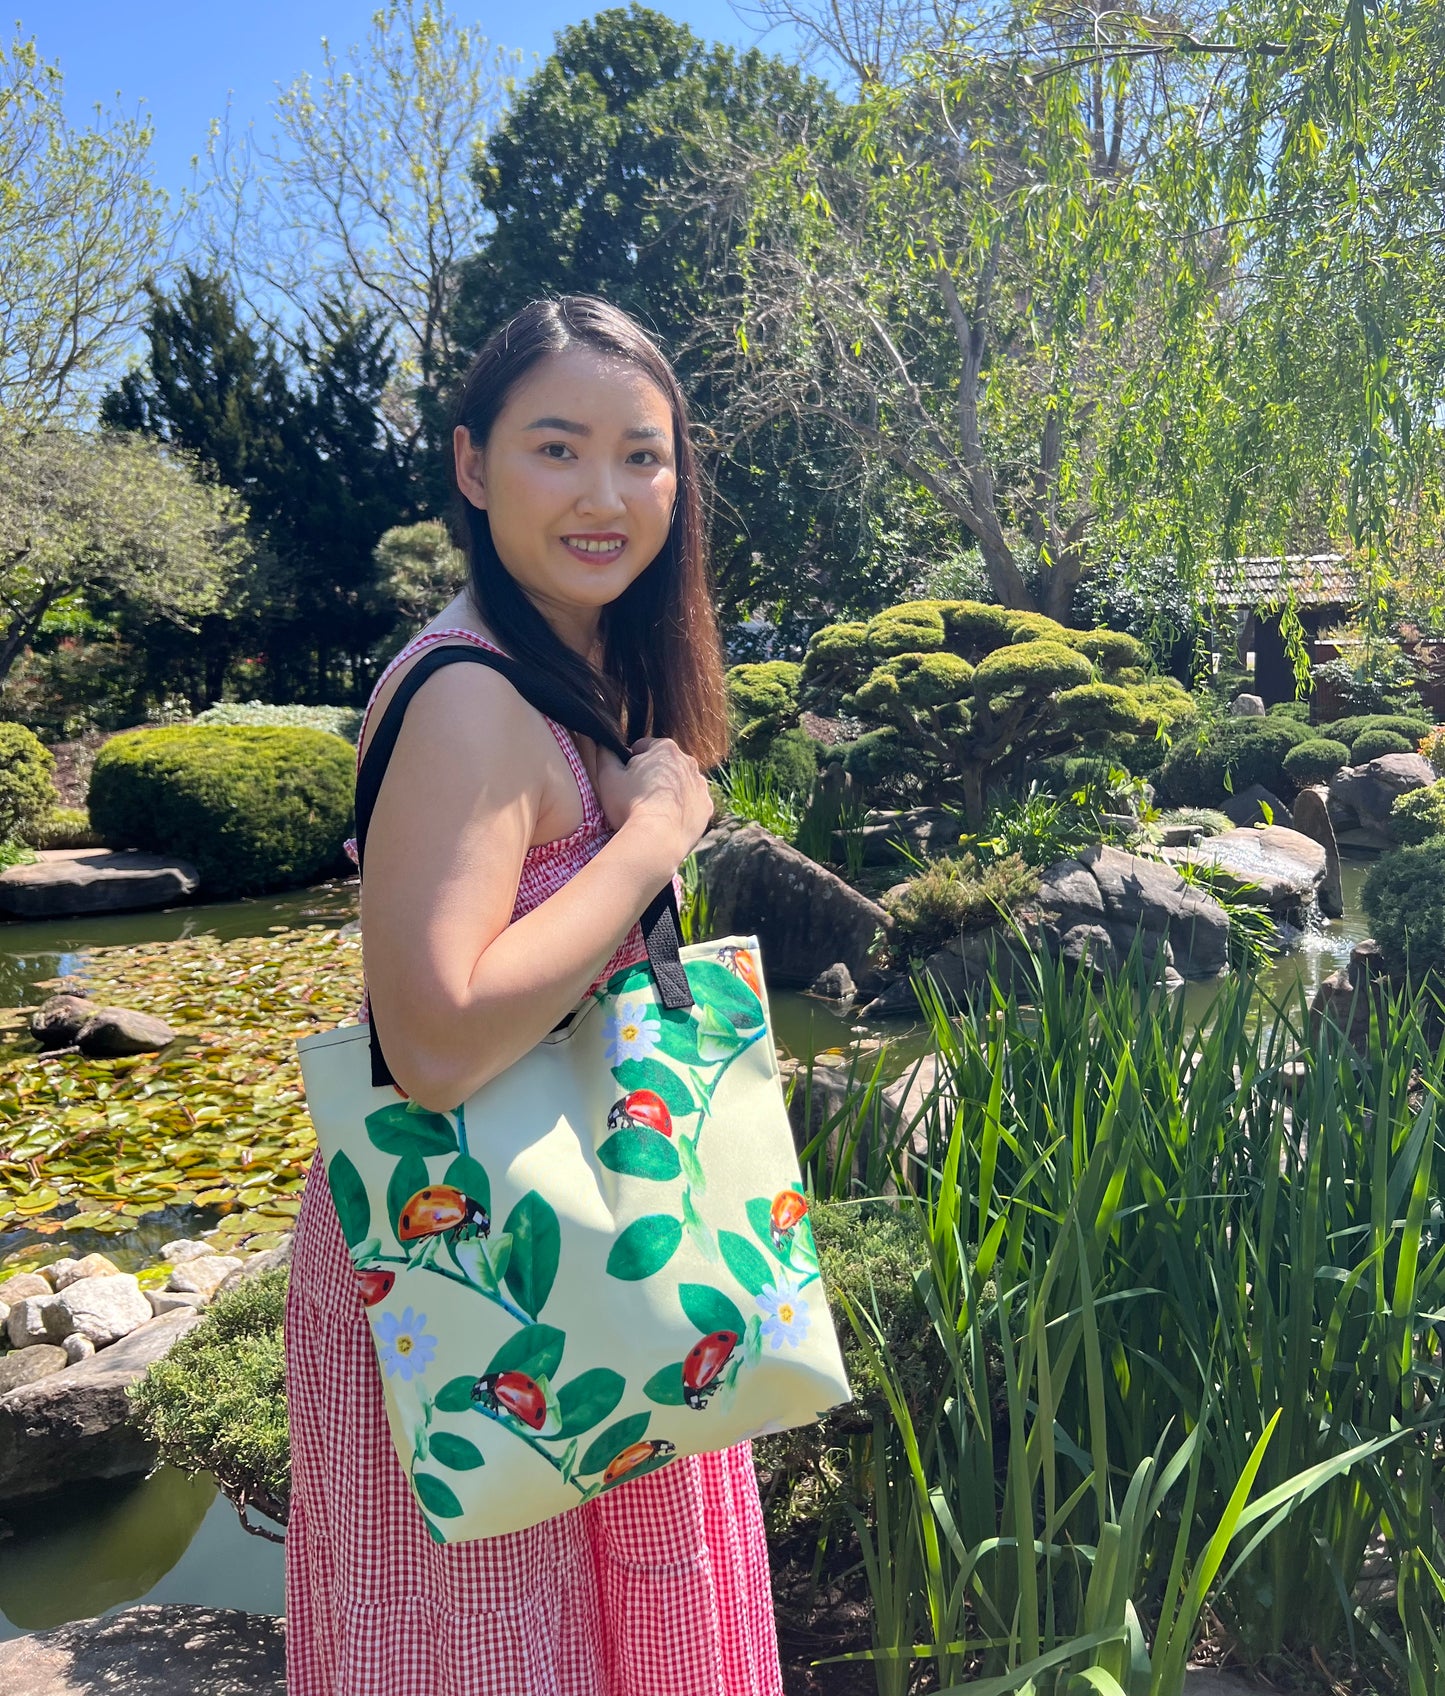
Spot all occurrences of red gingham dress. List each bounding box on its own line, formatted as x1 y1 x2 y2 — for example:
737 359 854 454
285 628 784 1696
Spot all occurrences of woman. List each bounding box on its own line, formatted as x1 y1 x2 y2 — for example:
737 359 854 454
284 296 785 1696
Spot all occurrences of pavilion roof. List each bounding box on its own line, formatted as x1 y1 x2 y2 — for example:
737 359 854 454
1212 554 1357 609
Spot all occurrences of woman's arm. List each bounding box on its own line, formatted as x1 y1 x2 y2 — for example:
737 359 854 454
359 663 711 1111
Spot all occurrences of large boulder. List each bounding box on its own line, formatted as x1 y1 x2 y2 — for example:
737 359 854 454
74 1007 177 1058
0 1605 285 1696
0 1306 204 1501
0 849 200 918
1289 787 1344 918
1162 826 1327 923
849 807 961 866
1328 753 1436 848
694 820 890 989
0 1346 69 1395
1220 784 1293 829
1047 846 1231 978
55 1272 153 1346
28 994 93 1050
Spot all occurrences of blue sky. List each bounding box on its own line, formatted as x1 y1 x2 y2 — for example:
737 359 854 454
33 0 806 203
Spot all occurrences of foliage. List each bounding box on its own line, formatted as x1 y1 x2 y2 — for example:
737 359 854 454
714 757 806 843
1157 807 1234 838
882 851 1039 958
88 725 354 898
677 852 712 947
1388 781 1445 850
367 521 465 642
1421 726 1445 777
1312 648 1423 720
1156 717 1310 808
1268 699 1312 725
129 1267 290 1532
1351 728 1416 764
0 29 173 423
0 721 57 844
1281 738 1350 786
1363 841 1445 982
17 804 104 850
960 785 1101 870
802 599 1184 825
0 922 359 1237
191 701 364 743
1172 861 1277 969
757 727 819 799
725 660 802 756
0 430 249 695
1318 713 1435 750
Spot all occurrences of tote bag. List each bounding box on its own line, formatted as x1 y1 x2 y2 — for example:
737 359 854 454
296 644 853 1544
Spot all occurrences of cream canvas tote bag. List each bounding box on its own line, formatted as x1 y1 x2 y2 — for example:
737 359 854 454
296 644 853 1544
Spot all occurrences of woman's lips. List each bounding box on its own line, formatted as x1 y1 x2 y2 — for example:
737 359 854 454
561 536 626 563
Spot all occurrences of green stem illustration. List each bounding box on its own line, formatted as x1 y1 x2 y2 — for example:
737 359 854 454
469 1401 592 1498
370 1247 532 1326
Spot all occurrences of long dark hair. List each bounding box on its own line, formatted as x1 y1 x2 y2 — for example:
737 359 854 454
449 295 728 768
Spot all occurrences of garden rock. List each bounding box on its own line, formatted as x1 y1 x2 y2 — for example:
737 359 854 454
1076 845 1230 977
0 1603 286 1696
215 1236 294 1295
805 962 856 1002
161 1238 218 1264
0 849 200 919
1328 752 1435 847
1310 940 1390 1051
1058 922 1119 974
0 1347 68 1395
6 1296 73 1349
56 1272 152 1346
1229 692 1266 716
0 1307 204 1501
1219 783 1292 828
49 1253 119 1290
1288 786 1344 918
166 1255 243 1298
0 1274 52 1306
1163 826 1327 922
852 807 960 866
147 1290 207 1317
693 820 889 988
28 994 92 1050
62 1335 95 1364
74 1006 177 1058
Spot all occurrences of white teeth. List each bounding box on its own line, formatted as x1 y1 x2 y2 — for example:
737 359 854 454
565 537 623 554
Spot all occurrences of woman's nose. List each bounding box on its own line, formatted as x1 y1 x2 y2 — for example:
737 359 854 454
576 464 625 517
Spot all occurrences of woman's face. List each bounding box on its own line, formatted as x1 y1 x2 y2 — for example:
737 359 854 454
454 345 678 645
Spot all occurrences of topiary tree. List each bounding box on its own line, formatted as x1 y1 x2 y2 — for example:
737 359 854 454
89 724 354 897
724 660 803 757
1282 738 1351 787
795 599 1191 824
0 720 57 843
1350 728 1415 763
1388 780 1445 848
1156 716 1311 807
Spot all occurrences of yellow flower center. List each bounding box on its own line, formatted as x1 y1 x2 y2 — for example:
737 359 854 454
621 1021 639 1042
778 1303 794 1324
396 1335 413 1355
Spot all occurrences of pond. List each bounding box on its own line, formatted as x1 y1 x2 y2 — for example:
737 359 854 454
0 852 1378 1637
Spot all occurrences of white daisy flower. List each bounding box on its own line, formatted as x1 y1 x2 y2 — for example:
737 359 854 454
756 1280 811 1351
606 994 662 1065
375 1306 437 1382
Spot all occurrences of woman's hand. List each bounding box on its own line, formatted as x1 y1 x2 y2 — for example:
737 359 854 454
594 735 714 868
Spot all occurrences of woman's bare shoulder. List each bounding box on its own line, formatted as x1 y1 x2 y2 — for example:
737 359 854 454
358 622 525 769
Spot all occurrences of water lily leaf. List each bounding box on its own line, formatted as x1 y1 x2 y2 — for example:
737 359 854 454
679 1283 745 1338
483 1323 565 1382
606 1214 682 1281
554 1367 626 1436
412 1471 464 1518
597 1127 680 1182
612 1059 695 1118
366 1102 457 1157
578 1410 651 1477
718 1229 773 1297
429 1431 486 1471
502 1191 560 1319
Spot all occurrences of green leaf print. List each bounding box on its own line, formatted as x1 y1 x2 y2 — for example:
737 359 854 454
602 960 653 1000
579 1410 651 1477
430 1432 486 1471
606 1214 683 1281
597 1126 680 1182
385 1152 430 1244
653 1009 703 1067
451 1235 498 1293
718 1230 773 1297
679 1283 746 1338
613 1058 696 1118
412 1472 465 1517
442 1153 491 1216
642 1360 688 1406
554 1367 626 1436
697 1002 744 1063
326 1150 370 1249
745 1196 775 1252
484 1323 565 1382
687 960 764 1029
434 1375 477 1413
502 1190 561 1319
676 1136 706 1192
366 1102 458 1157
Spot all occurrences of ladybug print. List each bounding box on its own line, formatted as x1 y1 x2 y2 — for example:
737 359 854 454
769 1189 809 1253
717 944 761 998
398 1185 490 1244
607 1088 673 1138
682 1328 740 1410
603 1437 676 1484
471 1369 548 1430
355 1267 396 1306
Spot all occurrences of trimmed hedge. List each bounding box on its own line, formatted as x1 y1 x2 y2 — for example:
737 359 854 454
1317 713 1433 750
191 701 364 743
1350 728 1415 763
759 726 820 797
1156 716 1309 807
1282 738 1350 786
0 721 57 843
1363 839 1445 980
89 725 354 898
1389 780 1445 848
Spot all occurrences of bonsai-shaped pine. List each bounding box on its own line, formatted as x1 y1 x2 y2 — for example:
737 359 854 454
761 600 1192 826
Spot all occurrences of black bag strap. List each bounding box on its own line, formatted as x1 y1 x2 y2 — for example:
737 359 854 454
354 642 692 1088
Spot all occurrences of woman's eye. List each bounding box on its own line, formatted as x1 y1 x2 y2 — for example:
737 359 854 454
540 442 575 460
628 450 661 465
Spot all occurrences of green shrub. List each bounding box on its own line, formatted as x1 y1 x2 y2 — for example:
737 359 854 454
18 804 105 849
1282 738 1351 785
1317 712 1434 749
883 851 1039 956
1389 780 1445 848
1158 806 1235 837
714 758 805 841
191 701 364 743
1363 839 1445 979
129 1267 289 1526
759 726 820 797
1156 716 1309 806
89 725 354 898
1420 726 1445 775
1270 699 1312 723
1350 728 1415 763
0 721 58 844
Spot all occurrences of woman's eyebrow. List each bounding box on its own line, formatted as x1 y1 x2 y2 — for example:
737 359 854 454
523 416 667 441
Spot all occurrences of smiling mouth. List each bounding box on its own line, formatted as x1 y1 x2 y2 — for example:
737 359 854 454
561 536 626 559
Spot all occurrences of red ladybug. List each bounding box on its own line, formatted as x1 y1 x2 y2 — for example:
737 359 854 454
603 1437 676 1484
471 1369 548 1430
769 1189 809 1252
683 1329 740 1410
398 1185 490 1244
355 1267 396 1306
607 1089 673 1138
717 944 761 997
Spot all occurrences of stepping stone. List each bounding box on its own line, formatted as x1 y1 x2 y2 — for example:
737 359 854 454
0 850 199 918
0 1604 284 1695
